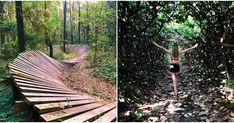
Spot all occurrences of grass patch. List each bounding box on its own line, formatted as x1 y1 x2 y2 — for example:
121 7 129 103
87 48 116 83
53 50 77 60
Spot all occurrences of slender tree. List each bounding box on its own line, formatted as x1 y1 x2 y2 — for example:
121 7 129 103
0 2 4 44
77 1 81 44
86 1 89 44
15 1 25 53
70 1 74 44
44 1 53 57
63 1 67 53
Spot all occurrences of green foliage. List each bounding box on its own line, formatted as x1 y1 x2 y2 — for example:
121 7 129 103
0 82 34 121
230 100 234 110
129 109 143 119
92 63 116 82
0 59 13 81
87 48 116 82
164 54 170 62
53 50 77 60
220 79 234 88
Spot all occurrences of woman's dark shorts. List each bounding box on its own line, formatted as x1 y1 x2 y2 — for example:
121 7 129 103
169 63 180 73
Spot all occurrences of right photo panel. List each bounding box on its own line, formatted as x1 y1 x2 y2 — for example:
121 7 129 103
118 1 234 122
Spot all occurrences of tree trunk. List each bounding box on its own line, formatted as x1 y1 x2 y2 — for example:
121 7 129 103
15 1 25 53
0 33 4 44
86 1 89 44
44 1 53 57
63 1 67 53
93 25 98 64
78 1 80 44
70 1 74 44
0 2 4 44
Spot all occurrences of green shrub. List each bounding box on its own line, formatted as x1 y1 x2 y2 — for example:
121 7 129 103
220 79 234 88
53 50 77 60
87 48 116 82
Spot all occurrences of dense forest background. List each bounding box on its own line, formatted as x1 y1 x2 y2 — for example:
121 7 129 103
0 1 116 121
118 1 234 121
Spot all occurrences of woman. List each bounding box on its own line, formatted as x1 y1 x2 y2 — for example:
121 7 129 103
152 42 198 96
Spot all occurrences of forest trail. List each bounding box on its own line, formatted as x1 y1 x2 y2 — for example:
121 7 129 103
62 44 89 63
138 63 230 122
60 44 116 102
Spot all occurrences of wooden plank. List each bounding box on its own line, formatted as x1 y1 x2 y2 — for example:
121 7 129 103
15 79 70 91
37 51 66 71
40 103 104 121
16 82 74 93
13 59 59 79
93 107 117 122
62 103 116 122
26 96 88 104
16 56 59 77
9 65 61 84
24 51 63 73
34 100 97 113
19 87 76 94
22 92 78 97
10 63 56 78
14 76 68 89
10 68 62 84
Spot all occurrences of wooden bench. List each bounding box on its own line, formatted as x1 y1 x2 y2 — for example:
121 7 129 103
9 51 116 122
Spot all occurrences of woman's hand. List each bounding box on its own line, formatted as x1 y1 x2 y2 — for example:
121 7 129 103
193 43 198 48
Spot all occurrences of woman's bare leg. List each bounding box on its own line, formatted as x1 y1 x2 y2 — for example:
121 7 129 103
171 73 177 96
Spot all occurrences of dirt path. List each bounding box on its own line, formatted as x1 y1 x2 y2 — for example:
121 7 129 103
131 63 231 122
59 44 116 102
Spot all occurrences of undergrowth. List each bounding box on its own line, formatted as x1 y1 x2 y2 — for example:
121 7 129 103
0 58 34 122
87 48 116 83
53 50 77 60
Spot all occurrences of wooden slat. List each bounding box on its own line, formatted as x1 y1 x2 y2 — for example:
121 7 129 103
26 51 63 73
63 103 116 122
93 107 117 122
40 103 104 121
15 79 70 91
14 76 68 89
16 56 59 77
16 82 74 92
26 97 88 104
19 87 76 94
10 68 62 84
9 65 61 84
34 100 97 113
12 60 59 79
22 92 78 97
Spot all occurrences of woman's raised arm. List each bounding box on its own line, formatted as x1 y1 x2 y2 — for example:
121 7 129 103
152 41 171 54
180 43 198 55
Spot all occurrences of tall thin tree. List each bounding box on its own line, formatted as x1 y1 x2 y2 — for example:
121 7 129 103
85 1 89 44
63 1 67 53
77 1 81 44
44 1 53 57
70 1 74 44
15 1 25 53
0 2 4 44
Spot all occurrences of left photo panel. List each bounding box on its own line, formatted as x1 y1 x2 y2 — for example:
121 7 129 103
0 1 116 122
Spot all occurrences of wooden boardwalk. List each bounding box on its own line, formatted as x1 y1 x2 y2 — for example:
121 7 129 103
9 51 116 122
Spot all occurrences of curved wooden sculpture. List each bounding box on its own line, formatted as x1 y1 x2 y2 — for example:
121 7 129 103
9 51 116 122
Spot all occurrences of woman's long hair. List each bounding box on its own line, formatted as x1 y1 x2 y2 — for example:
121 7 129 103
172 42 179 58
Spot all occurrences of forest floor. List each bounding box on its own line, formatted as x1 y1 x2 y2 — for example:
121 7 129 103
122 62 234 122
60 44 116 102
